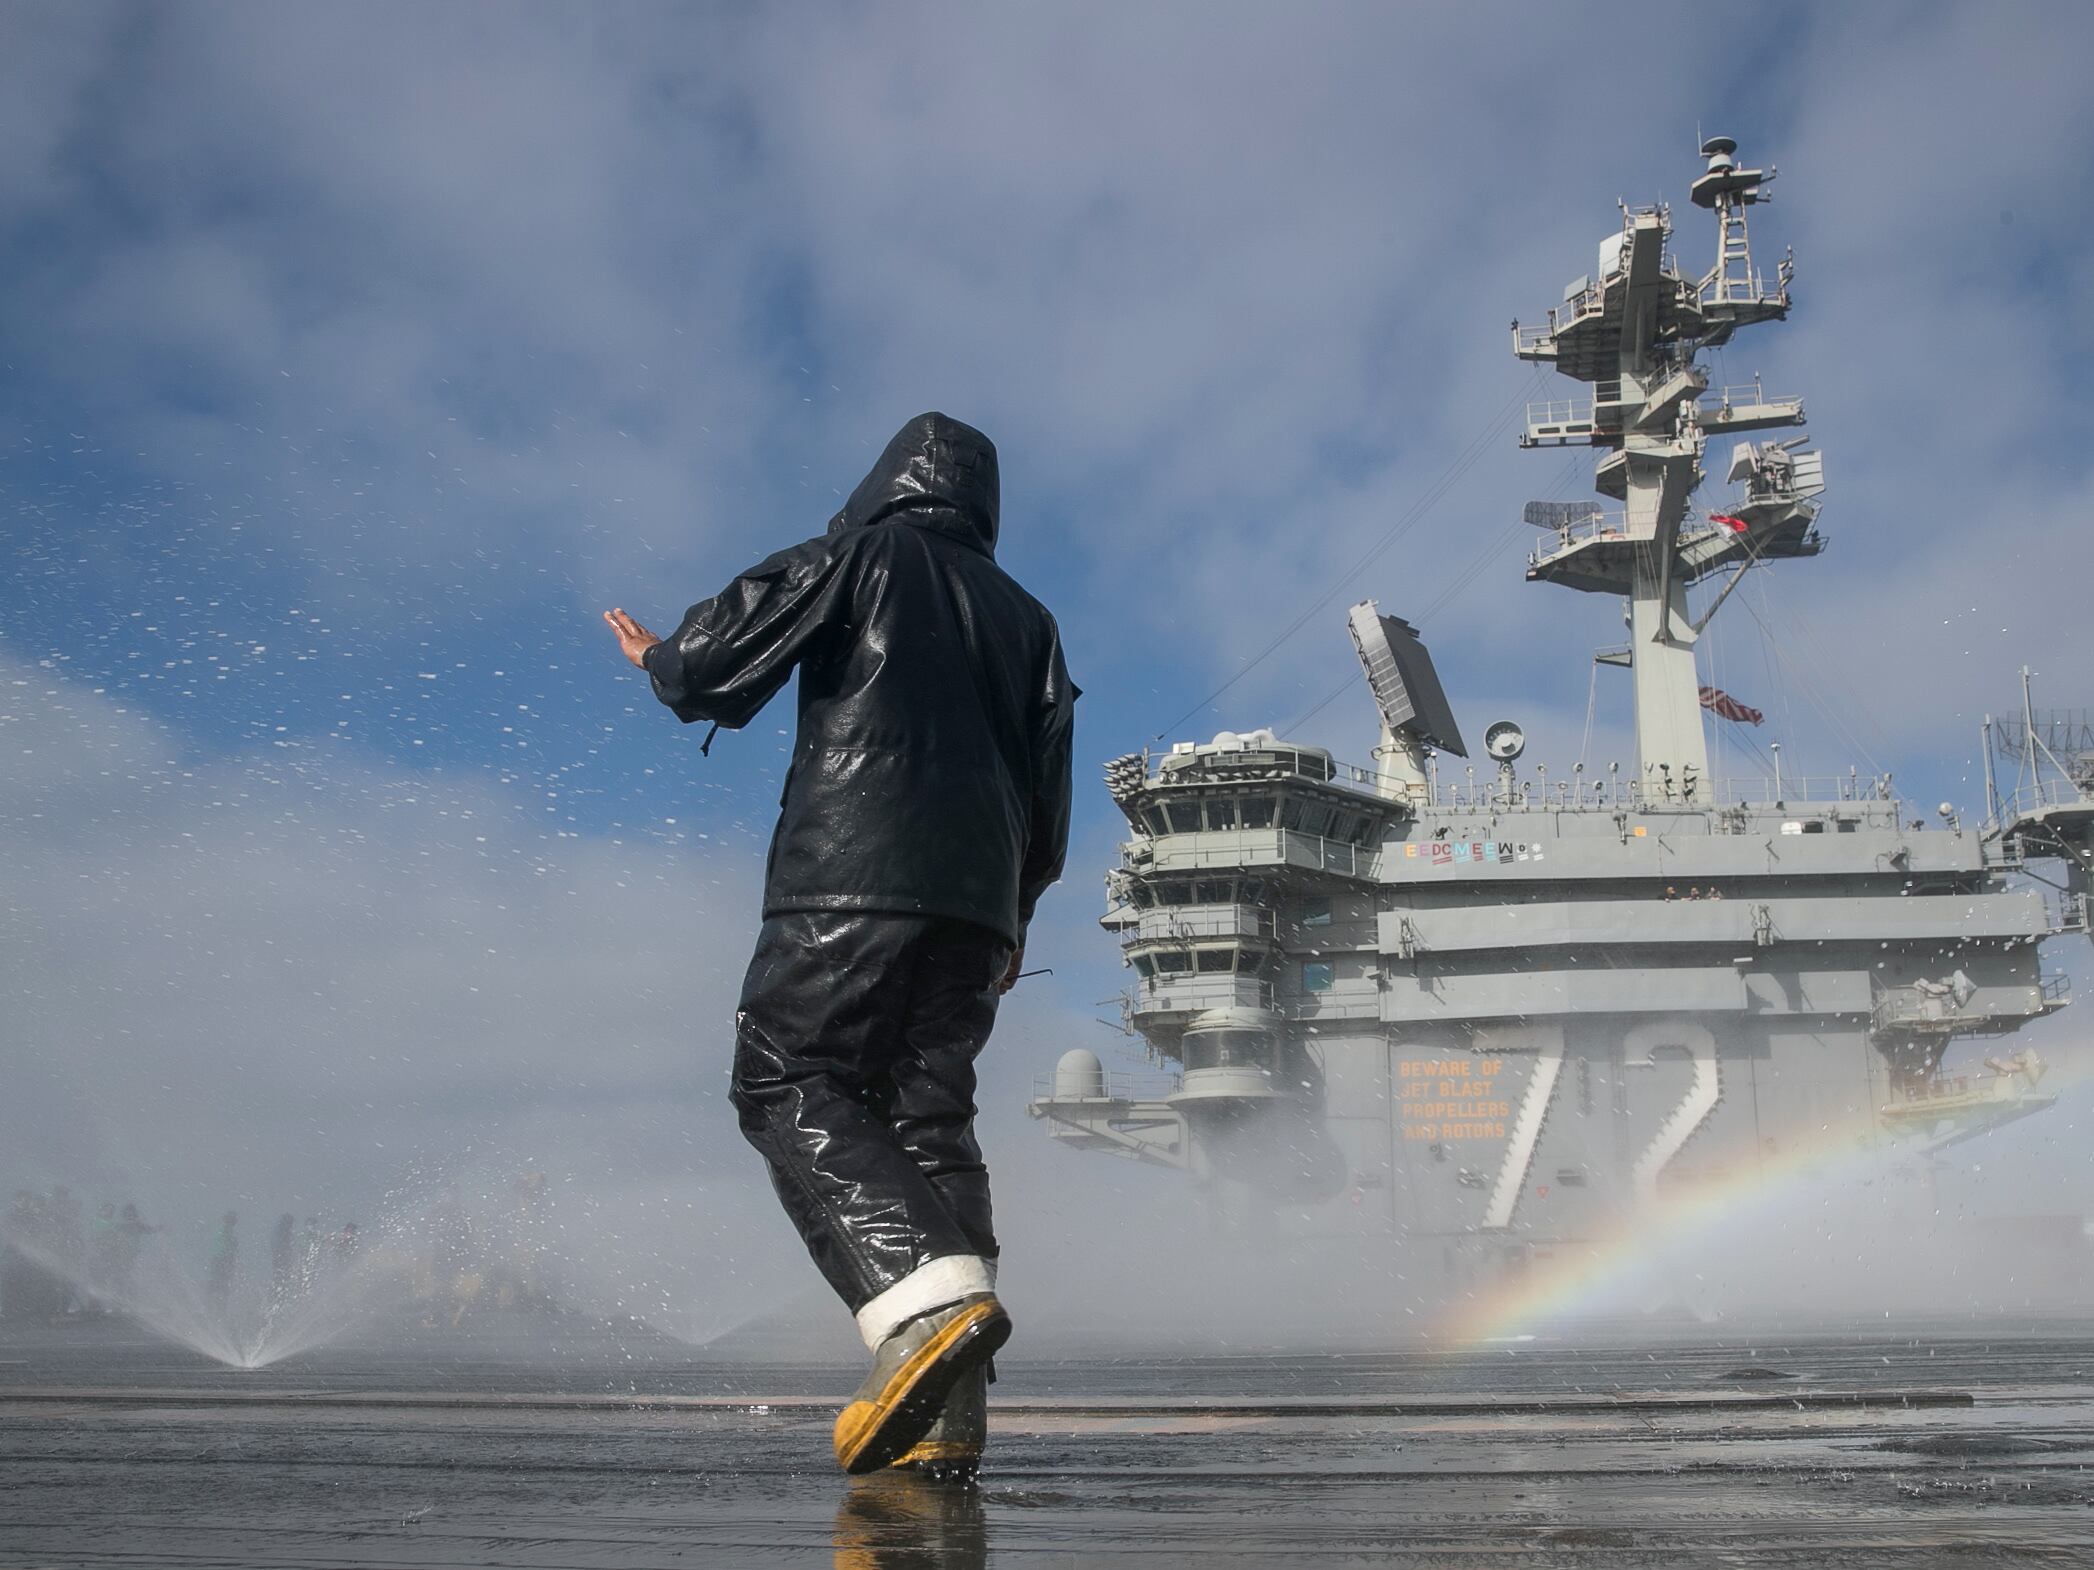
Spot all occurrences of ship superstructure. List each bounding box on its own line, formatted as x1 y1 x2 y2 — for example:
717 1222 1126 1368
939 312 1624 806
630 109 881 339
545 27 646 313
1030 139 2081 1252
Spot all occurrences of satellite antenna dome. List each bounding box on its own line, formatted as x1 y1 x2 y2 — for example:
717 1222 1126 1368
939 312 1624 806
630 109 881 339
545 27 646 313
1483 721 1527 762
1701 134 1738 158
1052 1049 1106 1102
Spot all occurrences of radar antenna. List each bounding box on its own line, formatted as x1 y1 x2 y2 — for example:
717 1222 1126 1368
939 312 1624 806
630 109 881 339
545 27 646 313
1347 602 1466 804
1690 135 1790 312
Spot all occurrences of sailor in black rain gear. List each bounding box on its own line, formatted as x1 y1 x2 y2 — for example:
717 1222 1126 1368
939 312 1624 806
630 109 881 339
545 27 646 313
605 412 1075 1473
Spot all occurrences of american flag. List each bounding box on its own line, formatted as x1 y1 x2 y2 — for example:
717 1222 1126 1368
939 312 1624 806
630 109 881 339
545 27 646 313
1699 685 1764 726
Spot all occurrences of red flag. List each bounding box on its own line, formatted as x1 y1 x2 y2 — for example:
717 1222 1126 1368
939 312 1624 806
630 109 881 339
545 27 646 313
1709 513 1749 534
1699 685 1764 725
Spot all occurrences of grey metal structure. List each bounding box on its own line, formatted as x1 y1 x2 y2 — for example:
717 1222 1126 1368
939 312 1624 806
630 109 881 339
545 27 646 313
1030 139 2082 1254
1987 679 2094 953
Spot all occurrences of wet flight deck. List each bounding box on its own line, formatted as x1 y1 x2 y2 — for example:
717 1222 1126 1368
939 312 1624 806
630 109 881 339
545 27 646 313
3 1328 2092 1566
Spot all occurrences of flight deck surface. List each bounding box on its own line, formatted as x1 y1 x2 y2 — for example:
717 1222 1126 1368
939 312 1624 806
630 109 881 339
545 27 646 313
4 1327 2093 1566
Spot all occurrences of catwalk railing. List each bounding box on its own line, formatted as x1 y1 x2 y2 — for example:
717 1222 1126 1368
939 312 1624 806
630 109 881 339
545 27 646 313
1986 779 2094 837
1134 759 1907 817
1028 1070 1182 1107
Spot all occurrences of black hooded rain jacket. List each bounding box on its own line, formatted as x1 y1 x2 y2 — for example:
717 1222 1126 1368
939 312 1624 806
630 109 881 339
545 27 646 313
643 413 1076 946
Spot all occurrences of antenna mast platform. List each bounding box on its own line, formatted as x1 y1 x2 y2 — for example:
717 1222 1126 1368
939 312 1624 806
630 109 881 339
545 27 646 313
1511 137 1824 801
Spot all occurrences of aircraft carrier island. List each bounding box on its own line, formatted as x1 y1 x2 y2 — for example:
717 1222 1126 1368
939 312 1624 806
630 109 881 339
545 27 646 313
1030 138 2091 1270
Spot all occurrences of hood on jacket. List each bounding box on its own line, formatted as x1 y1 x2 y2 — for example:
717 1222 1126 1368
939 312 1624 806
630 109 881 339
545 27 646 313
828 412 999 555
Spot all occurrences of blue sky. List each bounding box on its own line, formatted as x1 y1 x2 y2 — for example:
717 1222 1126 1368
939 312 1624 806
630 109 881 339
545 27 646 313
5 2 2091 1331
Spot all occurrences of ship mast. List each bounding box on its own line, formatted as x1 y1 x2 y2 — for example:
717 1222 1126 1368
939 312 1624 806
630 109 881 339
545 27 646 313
1513 137 1819 803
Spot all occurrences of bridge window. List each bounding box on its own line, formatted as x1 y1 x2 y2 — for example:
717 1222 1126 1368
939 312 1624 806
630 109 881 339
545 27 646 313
1274 749 1334 782
1154 951 1192 974
1155 882 1191 905
1300 898 1333 927
1166 801 1204 834
1197 949 1234 973
1205 799 1238 830
1142 807 1169 836
1195 878 1231 904
1131 954 1155 977
1183 1028 1271 1072
1301 961 1336 992
1241 797 1276 828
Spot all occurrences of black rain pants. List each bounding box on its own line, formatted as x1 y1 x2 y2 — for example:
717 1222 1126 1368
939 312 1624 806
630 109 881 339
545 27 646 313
730 912 1013 1314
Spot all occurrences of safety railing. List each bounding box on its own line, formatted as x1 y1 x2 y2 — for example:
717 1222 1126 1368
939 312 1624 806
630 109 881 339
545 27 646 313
1133 829 1380 878
1133 905 1276 943
1522 399 1617 446
1158 748 1343 787
1294 834 1373 877
1487 775 1898 814
1028 1070 1182 1107
1871 974 2066 1036
1512 274 1616 355
1986 779 2094 837
1698 268 1783 309
1513 321 1558 356
1699 383 1799 415
1128 755 1905 819
1328 760 1392 793
1887 1070 2022 1108
1697 391 1805 435
1528 509 1631 565
1128 975 1275 1017
1871 987 1975 1034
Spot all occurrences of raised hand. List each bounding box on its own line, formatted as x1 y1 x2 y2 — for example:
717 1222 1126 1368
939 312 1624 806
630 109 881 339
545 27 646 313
602 608 661 669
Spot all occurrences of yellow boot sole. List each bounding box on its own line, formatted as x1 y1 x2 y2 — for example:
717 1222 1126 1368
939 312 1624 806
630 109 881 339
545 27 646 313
894 1438 980 1467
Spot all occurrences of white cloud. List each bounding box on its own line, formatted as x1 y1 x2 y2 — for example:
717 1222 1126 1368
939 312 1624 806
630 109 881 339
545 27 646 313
9 4 2089 783
5 4 2093 1340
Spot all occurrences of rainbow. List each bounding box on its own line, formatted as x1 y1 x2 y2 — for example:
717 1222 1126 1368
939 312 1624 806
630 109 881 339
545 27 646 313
1439 1049 2086 1344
